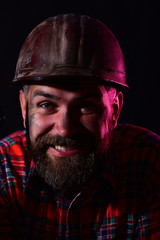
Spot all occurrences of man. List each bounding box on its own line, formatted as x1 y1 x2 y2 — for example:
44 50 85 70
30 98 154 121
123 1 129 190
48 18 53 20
0 13 160 239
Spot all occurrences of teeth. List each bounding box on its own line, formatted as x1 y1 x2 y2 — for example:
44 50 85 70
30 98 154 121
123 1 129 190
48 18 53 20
55 145 74 152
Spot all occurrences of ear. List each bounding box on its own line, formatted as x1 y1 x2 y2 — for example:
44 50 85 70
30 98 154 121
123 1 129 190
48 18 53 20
112 91 123 128
19 90 27 128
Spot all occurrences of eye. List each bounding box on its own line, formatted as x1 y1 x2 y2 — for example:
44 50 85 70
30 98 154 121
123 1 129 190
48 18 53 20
80 102 98 115
40 102 52 108
38 101 58 113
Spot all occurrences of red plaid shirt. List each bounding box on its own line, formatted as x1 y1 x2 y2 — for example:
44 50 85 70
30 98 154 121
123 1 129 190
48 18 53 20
0 123 160 239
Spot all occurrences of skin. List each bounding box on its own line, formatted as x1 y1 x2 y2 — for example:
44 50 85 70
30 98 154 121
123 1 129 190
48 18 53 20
19 82 123 192
20 82 123 158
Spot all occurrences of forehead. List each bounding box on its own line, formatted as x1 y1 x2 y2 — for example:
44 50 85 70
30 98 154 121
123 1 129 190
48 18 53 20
27 81 105 100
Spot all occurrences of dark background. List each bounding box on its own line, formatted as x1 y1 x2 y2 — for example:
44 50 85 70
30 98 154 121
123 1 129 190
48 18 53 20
0 0 159 138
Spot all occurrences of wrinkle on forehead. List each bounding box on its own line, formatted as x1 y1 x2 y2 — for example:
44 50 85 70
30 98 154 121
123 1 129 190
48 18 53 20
27 83 102 100
24 82 117 106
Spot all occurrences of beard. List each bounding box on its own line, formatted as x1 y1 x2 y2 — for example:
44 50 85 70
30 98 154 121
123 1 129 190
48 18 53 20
29 129 113 193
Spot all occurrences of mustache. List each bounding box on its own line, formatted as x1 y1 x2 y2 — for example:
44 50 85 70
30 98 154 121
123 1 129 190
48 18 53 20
31 134 91 150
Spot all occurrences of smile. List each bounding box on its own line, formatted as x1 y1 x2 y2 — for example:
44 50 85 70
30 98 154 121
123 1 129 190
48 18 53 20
47 145 79 157
54 145 76 152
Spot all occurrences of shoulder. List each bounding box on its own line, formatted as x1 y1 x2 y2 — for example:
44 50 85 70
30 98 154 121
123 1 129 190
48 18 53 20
111 123 160 167
110 123 160 193
0 130 30 182
105 124 160 226
0 129 30 169
0 130 28 152
113 123 160 150
0 130 31 201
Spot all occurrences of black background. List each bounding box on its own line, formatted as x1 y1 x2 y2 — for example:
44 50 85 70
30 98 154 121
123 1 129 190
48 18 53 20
0 0 159 138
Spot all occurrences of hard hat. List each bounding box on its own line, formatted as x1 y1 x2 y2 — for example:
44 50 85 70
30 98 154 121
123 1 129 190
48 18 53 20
12 13 128 89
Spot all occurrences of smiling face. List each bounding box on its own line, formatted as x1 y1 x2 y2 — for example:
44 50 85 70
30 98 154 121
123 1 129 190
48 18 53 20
20 81 123 192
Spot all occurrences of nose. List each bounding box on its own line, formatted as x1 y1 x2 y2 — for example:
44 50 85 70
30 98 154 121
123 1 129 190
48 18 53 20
54 110 78 138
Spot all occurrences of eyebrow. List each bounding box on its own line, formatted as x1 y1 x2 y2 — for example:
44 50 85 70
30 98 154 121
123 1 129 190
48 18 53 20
32 90 101 102
32 90 61 100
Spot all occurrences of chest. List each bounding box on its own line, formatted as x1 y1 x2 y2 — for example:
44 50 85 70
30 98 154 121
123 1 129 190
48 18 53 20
20 188 139 240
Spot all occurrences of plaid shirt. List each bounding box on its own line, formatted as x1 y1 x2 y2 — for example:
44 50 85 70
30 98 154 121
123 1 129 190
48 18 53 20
0 123 160 239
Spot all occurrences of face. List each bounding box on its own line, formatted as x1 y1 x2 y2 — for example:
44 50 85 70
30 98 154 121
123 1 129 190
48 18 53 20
20 81 123 192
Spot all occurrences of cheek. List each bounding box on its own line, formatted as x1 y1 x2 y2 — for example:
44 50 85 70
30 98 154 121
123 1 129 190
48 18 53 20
81 108 112 141
28 113 54 142
81 113 108 139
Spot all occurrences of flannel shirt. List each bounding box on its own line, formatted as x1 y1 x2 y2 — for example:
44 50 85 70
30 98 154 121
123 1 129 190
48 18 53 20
0 123 160 239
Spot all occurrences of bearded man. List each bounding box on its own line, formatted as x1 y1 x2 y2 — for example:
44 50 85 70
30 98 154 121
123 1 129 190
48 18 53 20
0 13 160 239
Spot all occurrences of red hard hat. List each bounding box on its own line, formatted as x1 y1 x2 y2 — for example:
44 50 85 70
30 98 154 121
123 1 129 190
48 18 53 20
12 13 128 89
